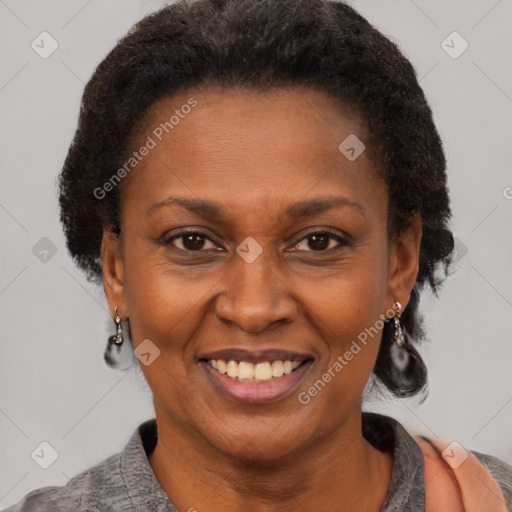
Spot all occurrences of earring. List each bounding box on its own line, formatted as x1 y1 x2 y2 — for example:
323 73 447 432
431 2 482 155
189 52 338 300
390 301 408 370
104 306 133 370
109 306 124 346
383 300 427 396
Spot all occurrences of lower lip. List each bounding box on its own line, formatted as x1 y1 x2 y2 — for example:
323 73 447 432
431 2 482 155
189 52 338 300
200 360 313 404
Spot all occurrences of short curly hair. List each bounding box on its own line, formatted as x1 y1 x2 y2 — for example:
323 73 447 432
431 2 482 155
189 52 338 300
58 0 454 397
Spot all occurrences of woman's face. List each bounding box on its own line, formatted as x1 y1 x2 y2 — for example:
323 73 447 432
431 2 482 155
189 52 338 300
102 85 420 461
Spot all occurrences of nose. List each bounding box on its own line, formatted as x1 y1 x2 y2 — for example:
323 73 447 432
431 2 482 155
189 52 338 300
214 244 298 334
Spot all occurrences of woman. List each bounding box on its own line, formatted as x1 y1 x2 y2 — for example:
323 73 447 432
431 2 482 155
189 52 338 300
6 0 511 511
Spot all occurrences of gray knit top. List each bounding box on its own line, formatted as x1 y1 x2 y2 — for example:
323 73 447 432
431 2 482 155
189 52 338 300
4 413 511 511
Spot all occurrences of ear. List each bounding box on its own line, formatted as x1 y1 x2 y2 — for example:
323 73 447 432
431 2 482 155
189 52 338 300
386 213 422 311
100 229 127 318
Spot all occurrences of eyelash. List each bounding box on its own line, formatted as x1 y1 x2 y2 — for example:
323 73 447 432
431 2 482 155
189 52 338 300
163 228 350 253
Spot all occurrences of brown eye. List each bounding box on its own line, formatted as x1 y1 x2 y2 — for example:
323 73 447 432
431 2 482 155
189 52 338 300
181 233 207 251
165 231 219 252
307 233 330 251
290 231 349 252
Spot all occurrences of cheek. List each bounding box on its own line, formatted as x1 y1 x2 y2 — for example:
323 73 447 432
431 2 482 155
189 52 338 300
315 278 385 372
122 252 214 417
310 239 388 337
121 242 210 358
302 243 389 393
126 277 206 350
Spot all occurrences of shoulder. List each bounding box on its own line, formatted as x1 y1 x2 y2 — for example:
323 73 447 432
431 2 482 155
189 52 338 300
363 413 512 511
2 484 82 512
472 450 512 511
3 418 168 512
2 451 126 512
414 433 512 512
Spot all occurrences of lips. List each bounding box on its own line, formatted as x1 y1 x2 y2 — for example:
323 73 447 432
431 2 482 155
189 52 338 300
198 348 314 404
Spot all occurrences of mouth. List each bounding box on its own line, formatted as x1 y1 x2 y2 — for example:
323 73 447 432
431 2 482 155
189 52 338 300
198 349 314 404
205 358 305 381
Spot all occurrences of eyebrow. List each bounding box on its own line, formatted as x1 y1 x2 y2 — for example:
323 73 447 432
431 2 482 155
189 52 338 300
146 195 365 219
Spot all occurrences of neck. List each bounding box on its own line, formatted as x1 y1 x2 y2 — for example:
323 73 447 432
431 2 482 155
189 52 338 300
148 408 393 512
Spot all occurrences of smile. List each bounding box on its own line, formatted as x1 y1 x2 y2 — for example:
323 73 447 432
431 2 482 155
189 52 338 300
208 359 302 382
199 350 314 404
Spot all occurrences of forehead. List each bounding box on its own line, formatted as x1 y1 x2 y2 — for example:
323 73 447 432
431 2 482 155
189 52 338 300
120 85 386 224
135 84 367 154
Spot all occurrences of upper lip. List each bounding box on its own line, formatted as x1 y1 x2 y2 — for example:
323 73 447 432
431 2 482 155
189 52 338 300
197 348 314 364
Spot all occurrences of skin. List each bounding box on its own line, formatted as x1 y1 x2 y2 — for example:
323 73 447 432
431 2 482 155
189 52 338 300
101 85 422 512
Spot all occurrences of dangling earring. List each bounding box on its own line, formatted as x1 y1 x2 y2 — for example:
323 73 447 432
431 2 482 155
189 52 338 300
109 306 124 346
104 306 133 370
390 301 408 370
384 299 427 396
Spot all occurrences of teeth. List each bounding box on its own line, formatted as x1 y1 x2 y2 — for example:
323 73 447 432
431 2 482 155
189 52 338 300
238 361 254 379
226 360 238 378
217 360 227 374
272 360 284 378
254 362 272 380
208 359 303 382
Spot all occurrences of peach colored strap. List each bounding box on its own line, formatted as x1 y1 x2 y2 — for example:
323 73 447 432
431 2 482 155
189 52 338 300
415 436 508 512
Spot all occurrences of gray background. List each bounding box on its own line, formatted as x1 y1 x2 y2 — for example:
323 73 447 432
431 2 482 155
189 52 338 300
1 0 511 508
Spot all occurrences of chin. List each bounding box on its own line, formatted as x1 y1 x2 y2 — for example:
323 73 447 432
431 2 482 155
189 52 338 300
205 422 314 465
